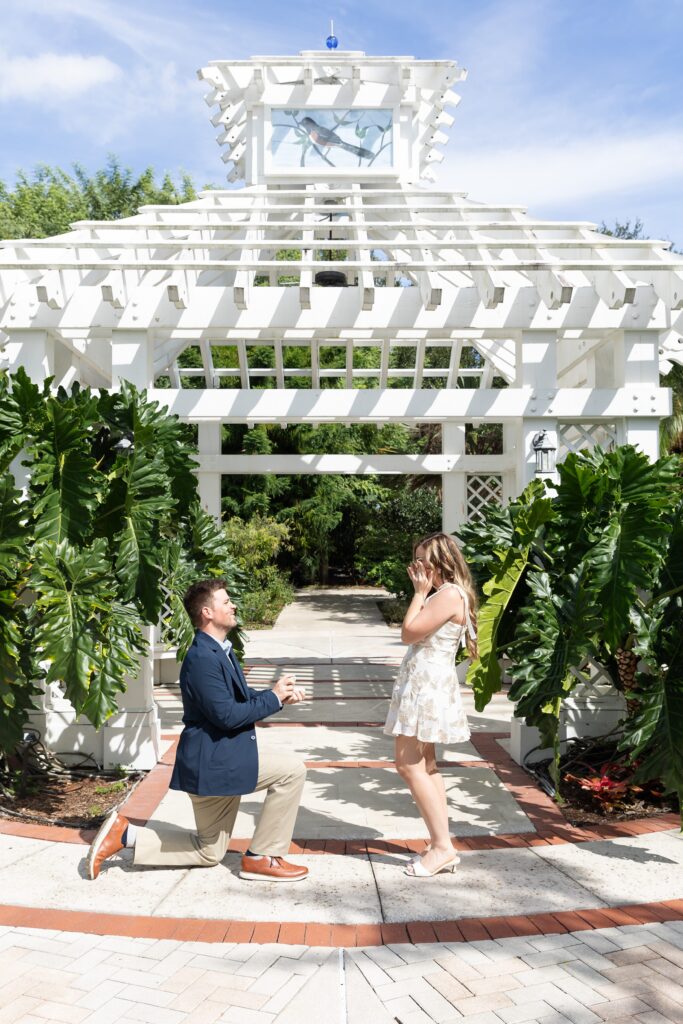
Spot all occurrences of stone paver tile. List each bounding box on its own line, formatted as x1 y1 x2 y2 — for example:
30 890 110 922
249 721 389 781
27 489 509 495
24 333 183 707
30 1002 90 1023
529 936 583 953
179 1001 225 1024
514 966 574 987
574 933 620 955
346 949 392 987
219 1010 275 1024
115 1003 184 1024
386 959 453 982
75 981 127 1011
553 974 606 1007
260 974 307 1015
109 986 175 1009
81 997 132 1024
452 1013 501 1024
636 1013 678 1023
246 966 294 998
386 942 449 963
477 958 529 978
451 992 515 1015
0 996 41 1024
410 978 466 1022
647 957 683 982
381 996 432 1024
434 952 483 982
424 969 471 1003
209 987 269 1011
270 953 339 1024
646 940 683 968
467 975 523 996
522 949 590 968
497 1002 556 1023
605 946 662 966
235 948 282 977
343 955 396 1024
590 996 656 1020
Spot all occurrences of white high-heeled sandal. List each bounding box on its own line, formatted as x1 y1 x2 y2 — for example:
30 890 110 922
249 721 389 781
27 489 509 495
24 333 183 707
404 851 460 877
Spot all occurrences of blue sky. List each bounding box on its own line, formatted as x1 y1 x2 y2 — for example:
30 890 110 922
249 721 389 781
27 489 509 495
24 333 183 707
1 0 682 245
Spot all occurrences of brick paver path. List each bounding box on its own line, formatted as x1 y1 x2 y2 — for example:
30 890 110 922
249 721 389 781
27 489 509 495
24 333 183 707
3 921 683 1023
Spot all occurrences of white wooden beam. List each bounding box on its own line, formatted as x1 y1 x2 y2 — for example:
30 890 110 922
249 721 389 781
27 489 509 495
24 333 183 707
196 453 513 474
146 386 672 424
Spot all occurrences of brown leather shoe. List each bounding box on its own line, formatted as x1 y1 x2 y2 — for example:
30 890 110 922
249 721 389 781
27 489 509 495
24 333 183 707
239 855 308 882
86 810 129 879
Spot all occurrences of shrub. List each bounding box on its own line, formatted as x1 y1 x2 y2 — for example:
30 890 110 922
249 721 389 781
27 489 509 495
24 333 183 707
225 516 294 626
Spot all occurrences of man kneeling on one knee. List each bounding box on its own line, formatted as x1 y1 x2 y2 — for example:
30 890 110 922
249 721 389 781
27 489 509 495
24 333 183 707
87 578 308 882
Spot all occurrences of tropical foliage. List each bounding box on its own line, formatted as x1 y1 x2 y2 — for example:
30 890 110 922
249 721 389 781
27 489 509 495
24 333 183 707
459 446 683 807
0 370 239 755
224 516 294 627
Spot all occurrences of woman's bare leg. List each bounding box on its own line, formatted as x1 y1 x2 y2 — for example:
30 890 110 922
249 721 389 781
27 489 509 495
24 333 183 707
395 736 453 871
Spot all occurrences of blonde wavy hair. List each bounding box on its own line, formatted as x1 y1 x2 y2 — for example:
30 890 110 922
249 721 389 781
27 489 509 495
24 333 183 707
414 532 479 659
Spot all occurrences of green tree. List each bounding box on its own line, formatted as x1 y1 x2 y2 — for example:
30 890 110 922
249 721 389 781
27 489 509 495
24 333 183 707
0 157 198 238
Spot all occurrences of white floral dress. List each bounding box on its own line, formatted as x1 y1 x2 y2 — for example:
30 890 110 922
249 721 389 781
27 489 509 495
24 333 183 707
383 583 474 745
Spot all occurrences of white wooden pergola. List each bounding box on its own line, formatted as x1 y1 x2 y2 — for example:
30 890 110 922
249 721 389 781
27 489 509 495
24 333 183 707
2 48 682 767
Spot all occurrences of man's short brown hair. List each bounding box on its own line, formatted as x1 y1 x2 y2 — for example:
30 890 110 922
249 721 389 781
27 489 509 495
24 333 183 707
183 578 229 628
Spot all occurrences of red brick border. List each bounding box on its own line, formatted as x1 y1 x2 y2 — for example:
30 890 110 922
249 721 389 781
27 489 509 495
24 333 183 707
0 899 680 946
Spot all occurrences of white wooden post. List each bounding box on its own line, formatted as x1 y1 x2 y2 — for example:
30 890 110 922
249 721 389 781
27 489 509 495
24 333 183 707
517 331 558 487
619 331 661 461
441 422 466 533
111 329 153 389
4 328 54 381
197 421 223 521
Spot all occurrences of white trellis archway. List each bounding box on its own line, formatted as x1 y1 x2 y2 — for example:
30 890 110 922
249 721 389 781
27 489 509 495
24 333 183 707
2 46 682 767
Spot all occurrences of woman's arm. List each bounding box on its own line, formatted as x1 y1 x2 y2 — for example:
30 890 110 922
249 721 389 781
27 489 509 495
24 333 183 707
401 570 465 644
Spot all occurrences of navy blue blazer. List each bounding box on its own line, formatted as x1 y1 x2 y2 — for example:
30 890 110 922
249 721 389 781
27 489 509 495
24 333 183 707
169 630 282 796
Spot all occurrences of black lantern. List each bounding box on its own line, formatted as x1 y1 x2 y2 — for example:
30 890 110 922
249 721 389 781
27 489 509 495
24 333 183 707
532 430 556 475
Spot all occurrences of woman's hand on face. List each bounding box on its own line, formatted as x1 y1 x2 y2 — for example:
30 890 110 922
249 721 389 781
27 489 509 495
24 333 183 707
407 560 434 597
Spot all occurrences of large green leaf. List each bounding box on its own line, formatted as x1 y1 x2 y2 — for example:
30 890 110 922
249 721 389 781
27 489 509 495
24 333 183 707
29 540 145 728
28 394 101 544
0 473 26 577
507 564 602 752
466 482 555 711
0 368 46 470
0 586 41 752
618 497 683 815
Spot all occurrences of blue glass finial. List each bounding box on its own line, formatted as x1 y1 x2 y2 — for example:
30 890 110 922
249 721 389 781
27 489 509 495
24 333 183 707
326 19 338 49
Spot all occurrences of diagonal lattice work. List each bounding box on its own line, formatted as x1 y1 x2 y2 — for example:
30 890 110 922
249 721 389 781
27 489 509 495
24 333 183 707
558 422 618 460
466 474 503 521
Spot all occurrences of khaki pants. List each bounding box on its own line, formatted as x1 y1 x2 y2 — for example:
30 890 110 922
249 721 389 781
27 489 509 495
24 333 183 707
133 751 306 868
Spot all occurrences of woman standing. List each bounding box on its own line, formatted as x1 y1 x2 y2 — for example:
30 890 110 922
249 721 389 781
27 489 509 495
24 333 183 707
384 532 478 877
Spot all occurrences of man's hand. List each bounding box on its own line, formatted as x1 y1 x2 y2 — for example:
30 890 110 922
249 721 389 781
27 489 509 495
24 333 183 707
282 686 305 705
272 673 297 704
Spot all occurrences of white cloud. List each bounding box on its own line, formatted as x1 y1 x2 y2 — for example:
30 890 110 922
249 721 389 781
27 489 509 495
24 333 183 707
443 128 683 212
0 52 121 103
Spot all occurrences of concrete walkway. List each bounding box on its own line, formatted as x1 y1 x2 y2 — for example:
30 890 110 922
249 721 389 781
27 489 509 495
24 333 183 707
1 587 682 1023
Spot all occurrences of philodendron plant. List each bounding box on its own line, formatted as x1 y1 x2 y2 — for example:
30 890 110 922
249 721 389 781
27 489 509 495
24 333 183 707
0 369 242 756
458 445 683 813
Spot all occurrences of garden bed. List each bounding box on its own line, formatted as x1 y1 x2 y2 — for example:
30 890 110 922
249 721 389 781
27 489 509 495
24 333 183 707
526 736 679 828
0 770 143 829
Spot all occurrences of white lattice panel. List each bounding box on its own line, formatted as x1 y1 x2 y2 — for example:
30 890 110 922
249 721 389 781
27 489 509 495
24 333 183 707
558 422 618 460
466 474 503 521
